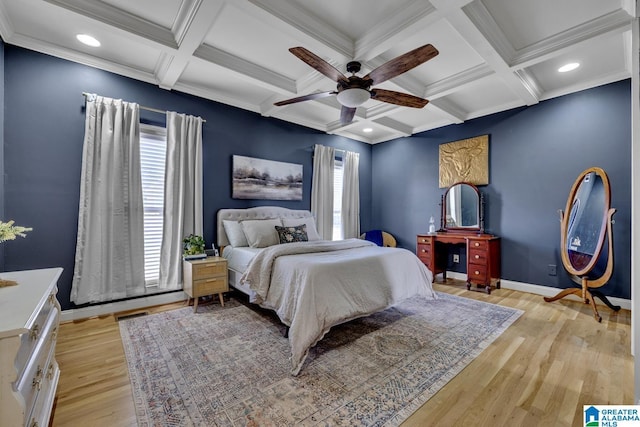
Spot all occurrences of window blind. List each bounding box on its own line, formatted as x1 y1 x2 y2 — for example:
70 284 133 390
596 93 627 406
140 124 167 286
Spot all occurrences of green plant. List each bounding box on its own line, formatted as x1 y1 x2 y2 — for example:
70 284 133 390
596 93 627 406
183 234 205 255
0 220 32 243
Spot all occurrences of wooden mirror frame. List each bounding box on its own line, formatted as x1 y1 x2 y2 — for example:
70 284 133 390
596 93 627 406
545 166 617 322
559 167 611 277
440 182 484 233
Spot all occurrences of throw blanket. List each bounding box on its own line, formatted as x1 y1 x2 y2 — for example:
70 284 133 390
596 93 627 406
241 239 436 375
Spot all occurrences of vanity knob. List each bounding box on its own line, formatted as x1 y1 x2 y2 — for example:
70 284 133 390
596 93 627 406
475 270 480 275
475 255 480 259
474 242 480 247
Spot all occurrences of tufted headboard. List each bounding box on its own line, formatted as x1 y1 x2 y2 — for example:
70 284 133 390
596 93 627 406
217 206 314 247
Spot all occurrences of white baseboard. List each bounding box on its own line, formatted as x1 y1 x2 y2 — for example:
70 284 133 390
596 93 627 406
436 271 631 311
60 291 188 322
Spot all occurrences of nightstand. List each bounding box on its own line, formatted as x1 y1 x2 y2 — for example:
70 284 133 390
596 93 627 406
183 256 229 312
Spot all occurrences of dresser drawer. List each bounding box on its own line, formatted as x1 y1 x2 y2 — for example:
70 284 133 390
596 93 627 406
194 277 228 296
16 290 57 371
192 262 226 279
468 248 487 265
417 236 432 245
15 306 59 413
417 243 432 257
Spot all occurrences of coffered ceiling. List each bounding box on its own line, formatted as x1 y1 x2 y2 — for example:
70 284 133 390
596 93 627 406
0 0 634 143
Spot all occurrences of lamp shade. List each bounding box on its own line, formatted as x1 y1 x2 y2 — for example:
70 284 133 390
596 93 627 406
336 88 370 108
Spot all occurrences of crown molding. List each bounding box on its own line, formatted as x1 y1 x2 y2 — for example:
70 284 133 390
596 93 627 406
425 64 494 98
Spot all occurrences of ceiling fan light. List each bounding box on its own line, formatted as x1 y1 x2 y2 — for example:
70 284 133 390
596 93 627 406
336 88 370 108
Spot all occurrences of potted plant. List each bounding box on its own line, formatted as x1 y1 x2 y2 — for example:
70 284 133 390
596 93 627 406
0 220 32 287
183 234 206 260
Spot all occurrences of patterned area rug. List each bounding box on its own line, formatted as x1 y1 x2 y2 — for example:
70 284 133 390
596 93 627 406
119 293 522 426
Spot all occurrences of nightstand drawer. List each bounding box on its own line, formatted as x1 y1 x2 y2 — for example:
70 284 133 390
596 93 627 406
194 277 228 295
192 262 226 279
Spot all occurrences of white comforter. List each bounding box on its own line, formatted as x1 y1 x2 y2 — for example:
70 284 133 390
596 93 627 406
240 238 436 375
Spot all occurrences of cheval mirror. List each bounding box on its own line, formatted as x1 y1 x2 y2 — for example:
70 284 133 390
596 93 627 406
440 182 484 233
543 167 618 322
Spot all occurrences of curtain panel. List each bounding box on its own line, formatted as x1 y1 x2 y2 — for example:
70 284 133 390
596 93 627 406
341 150 360 238
158 112 204 289
311 144 335 240
71 96 145 304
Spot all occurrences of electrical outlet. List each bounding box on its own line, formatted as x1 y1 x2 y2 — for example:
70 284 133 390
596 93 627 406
453 254 460 263
548 264 557 276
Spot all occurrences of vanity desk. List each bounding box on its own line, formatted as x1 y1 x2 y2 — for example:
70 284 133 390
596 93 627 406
417 232 500 293
418 182 501 293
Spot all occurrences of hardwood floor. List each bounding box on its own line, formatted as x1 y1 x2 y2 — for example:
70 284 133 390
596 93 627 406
51 280 633 426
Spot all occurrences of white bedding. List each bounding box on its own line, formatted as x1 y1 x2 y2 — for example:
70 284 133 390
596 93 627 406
240 238 436 375
223 246 261 274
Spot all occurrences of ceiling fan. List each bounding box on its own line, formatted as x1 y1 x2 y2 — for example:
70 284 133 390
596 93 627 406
274 44 439 124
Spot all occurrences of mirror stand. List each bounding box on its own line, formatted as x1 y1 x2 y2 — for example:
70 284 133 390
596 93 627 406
544 207 618 322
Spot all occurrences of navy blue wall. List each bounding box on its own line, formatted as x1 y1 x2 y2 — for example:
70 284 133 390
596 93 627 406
372 80 631 299
2 45 372 310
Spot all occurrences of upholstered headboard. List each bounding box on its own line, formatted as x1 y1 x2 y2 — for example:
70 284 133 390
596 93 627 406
217 206 314 247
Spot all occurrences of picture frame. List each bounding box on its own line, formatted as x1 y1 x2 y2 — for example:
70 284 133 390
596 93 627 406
232 155 303 200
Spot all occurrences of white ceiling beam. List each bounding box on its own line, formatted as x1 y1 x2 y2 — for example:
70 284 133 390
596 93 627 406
194 44 297 93
156 0 225 89
44 0 178 48
246 0 354 59
425 64 494 99
372 117 412 137
428 98 466 123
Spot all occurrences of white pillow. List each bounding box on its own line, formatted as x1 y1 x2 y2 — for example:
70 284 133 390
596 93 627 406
223 220 249 247
282 217 321 241
241 219 282 248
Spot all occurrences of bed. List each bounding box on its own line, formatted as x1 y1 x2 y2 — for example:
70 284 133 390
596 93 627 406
217 206 436 375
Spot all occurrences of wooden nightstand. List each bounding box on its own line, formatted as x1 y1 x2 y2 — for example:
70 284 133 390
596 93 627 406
183 256 228 313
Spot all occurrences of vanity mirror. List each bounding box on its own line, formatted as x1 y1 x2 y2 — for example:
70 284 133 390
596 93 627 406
440 182 484 233
544 167 618 322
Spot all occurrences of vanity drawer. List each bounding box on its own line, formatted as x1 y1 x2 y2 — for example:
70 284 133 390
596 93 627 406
193 276 228 295
468 265 488 283
468 248 487 265
468 240 488 251
417 243 432 256
192 262 226 279
417 236 432 245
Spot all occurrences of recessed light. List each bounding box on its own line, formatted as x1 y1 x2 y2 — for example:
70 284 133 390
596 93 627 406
76 34 101 47
363 127 373 133
558 62 580 73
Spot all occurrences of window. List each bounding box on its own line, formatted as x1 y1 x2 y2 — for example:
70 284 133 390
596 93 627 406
332 157 343 240
140 124 167 286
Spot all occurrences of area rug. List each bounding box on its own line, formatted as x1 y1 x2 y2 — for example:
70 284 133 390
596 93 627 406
119 293 522 426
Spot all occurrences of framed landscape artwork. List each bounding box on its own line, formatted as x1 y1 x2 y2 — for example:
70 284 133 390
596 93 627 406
232 155 303 200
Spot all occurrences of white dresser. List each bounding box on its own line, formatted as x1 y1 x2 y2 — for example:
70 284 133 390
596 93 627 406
0 268 63 427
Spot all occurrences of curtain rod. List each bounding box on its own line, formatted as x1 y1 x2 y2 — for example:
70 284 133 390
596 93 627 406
82 92 207 123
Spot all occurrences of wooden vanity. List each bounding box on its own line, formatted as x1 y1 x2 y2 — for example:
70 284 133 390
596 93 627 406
417 232 500 293
418 181 501 293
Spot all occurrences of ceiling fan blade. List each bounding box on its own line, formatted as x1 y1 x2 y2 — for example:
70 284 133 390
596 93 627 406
289 47 348 84
370 89 429 108
274 91 336 106
363 44 439 86
340 106 357 124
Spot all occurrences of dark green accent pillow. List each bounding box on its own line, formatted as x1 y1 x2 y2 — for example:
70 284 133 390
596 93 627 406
275 224 309 244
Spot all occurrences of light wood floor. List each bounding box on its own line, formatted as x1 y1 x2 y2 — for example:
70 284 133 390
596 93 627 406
50 280 633 427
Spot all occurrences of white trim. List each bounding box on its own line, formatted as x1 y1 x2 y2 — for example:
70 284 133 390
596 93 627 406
60 291 187 322
437 271 631 311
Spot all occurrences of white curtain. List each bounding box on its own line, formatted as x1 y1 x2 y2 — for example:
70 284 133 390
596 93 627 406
311 144 335 240
341 151 360 238
158 112 203 289
71 95 145 304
